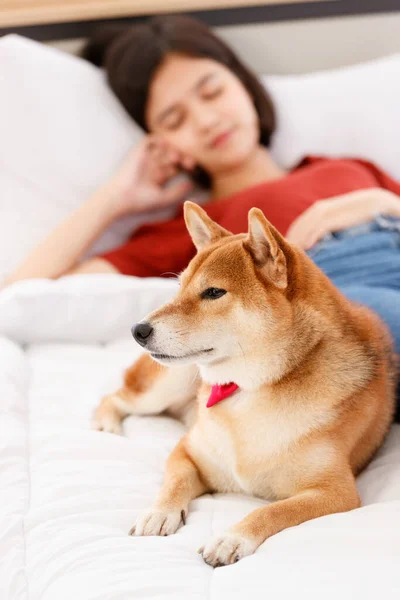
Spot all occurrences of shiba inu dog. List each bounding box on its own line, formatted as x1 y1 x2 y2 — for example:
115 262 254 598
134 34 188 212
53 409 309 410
93 201 397 567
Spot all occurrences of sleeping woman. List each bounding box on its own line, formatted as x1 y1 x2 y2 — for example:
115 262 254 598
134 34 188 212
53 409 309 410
7 15 400 414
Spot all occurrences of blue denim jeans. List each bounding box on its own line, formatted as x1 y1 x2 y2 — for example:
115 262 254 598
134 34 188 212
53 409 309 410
306 214 400 420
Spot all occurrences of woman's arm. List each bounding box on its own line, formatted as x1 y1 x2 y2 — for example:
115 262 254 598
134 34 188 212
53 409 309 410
3 183 120 287
286 188 400 250
3 136 195 288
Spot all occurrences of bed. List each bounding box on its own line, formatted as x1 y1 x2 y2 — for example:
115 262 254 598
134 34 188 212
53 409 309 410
1 29 400 600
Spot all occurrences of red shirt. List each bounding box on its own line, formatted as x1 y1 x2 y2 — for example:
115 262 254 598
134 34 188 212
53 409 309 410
100 156 400 278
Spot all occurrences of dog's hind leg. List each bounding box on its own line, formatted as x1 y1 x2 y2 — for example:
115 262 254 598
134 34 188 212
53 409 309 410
92 352 200 433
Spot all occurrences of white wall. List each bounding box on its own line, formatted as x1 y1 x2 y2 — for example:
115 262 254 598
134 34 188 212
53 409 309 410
49 11 400 74
218 12 400 74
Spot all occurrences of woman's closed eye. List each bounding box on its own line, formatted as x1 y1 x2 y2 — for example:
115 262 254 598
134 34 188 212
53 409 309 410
201 86 223 100
162 86 223 130
164 113 185 130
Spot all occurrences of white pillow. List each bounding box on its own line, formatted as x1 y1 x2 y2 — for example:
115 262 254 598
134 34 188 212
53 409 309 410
0 275 178 344
265 53 400 180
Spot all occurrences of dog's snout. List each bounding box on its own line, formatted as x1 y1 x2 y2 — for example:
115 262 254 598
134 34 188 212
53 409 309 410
132 322 154 347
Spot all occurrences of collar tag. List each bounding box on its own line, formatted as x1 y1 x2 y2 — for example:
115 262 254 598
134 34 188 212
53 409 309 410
206 382 239 408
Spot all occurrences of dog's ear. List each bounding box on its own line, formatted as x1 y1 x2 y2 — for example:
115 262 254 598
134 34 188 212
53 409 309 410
244 208 288 289
184 201 231 252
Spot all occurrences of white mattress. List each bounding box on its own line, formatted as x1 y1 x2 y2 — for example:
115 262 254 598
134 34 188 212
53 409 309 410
1 276 400 600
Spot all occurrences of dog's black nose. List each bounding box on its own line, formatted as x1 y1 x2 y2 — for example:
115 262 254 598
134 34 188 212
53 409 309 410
132 322 154 347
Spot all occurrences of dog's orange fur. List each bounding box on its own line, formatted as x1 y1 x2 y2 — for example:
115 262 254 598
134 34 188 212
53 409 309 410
94 201 397 567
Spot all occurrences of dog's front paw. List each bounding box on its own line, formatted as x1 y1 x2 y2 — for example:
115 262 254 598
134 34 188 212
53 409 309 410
199 531 258 567
91 394 123 434
130 507 186 537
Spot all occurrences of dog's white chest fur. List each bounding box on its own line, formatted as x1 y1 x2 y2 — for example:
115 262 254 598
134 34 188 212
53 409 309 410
187 388 330 499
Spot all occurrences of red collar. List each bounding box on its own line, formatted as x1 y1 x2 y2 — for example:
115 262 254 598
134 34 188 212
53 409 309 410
207 382 239 408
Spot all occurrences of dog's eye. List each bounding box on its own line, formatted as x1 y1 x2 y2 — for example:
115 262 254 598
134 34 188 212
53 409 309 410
201 287 227 300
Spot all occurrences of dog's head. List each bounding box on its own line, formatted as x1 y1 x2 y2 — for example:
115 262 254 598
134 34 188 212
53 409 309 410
132 201 320 388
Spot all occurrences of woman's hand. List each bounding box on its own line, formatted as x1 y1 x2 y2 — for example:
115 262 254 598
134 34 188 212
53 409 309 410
286 188 400 250
104 134 197 218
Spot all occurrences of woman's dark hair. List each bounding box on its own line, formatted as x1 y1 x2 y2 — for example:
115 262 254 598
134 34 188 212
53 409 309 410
82 15 276 188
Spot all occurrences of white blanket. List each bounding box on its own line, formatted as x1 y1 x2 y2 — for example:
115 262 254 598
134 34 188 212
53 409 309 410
1 275 400 600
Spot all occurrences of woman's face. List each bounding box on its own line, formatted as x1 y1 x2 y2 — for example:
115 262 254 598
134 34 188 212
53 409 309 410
145 53 260 177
